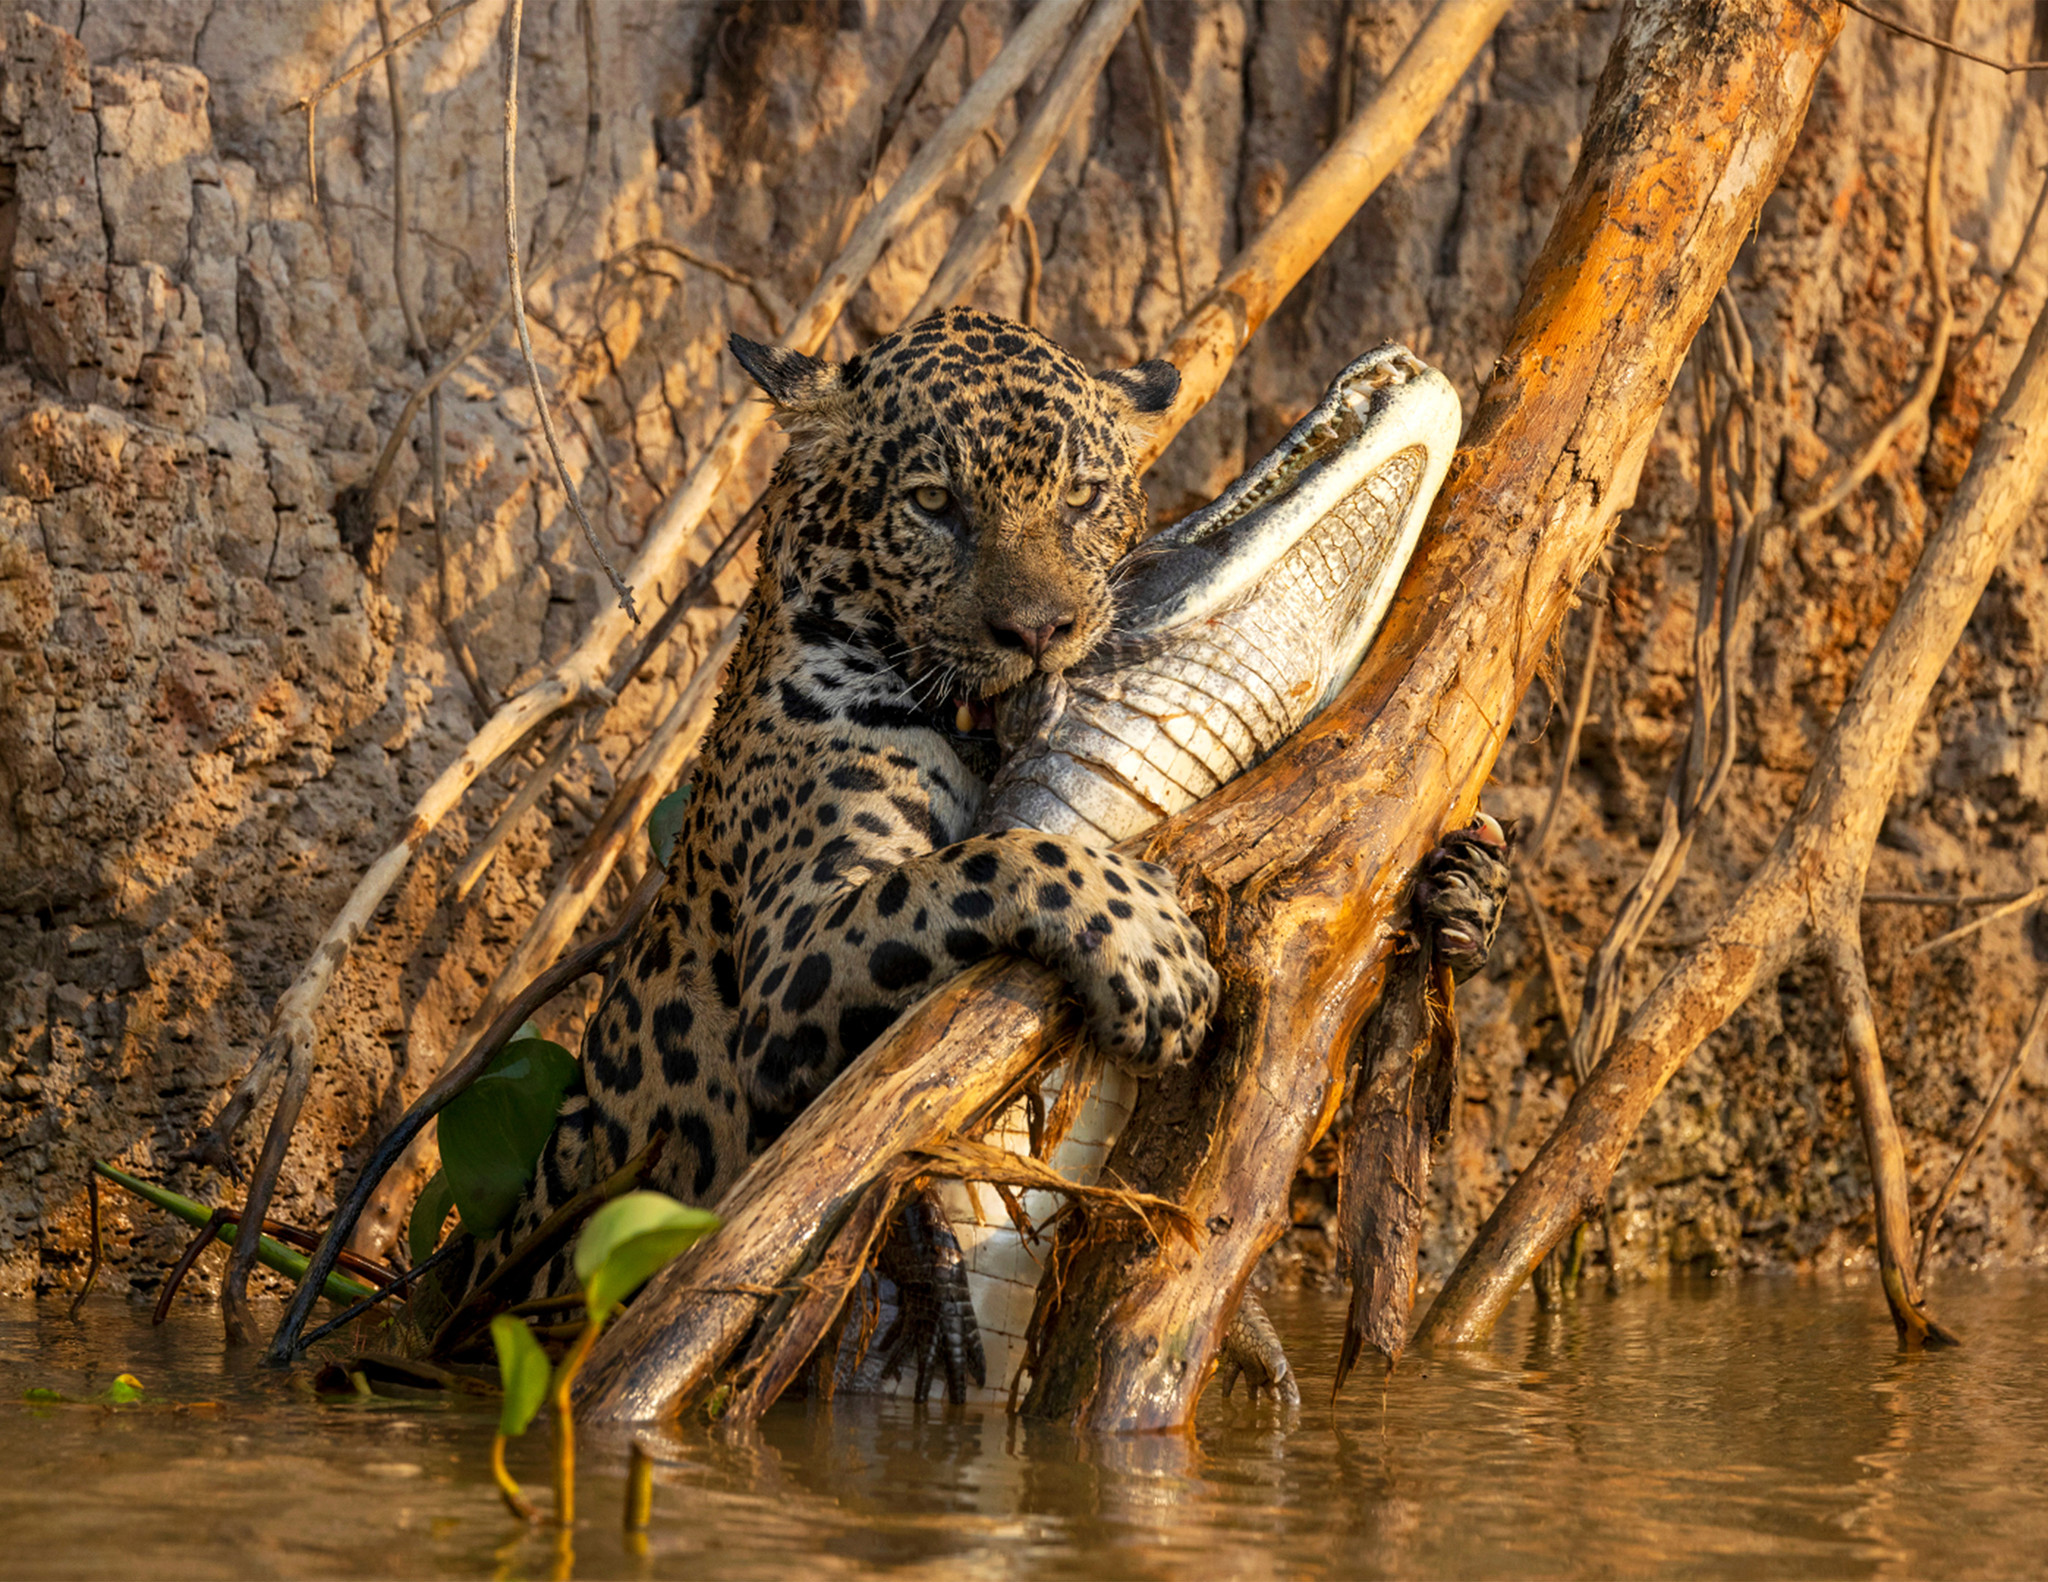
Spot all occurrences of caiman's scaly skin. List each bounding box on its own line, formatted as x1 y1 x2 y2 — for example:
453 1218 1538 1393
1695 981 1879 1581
982 345 1462 844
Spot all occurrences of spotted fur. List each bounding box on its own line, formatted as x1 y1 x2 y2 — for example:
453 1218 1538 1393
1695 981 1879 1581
471 309 1217 1298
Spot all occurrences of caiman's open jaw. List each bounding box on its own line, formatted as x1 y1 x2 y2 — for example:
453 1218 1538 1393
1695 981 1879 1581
977 343 1463 844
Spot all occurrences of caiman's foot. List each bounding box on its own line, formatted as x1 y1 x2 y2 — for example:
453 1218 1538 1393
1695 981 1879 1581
1413 812 1512 977
1216 1294 1301 1408
871 1188 987 1405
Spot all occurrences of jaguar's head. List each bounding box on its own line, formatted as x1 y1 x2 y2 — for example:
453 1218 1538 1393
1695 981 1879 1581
733 306 1179 703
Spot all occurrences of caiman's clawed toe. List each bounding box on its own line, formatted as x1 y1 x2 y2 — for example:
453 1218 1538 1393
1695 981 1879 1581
872 1189 987 1406
1413 812 1513 978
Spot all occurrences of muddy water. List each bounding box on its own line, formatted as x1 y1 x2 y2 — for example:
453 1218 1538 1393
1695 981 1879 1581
3 1275 2044 1580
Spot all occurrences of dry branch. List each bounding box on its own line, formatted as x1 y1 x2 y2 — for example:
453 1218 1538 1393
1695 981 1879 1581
1915 981 2048 1285
1417 219 2048 1352
574 0 1840 1428
1839 0 2048 72
1905 881 2048 955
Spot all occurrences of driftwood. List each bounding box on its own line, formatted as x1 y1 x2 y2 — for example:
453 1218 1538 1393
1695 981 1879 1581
574 0 1840 1427
1415 222 2048 1353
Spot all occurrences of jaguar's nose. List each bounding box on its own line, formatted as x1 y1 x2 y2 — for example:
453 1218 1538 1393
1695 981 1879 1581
988 616 1075 660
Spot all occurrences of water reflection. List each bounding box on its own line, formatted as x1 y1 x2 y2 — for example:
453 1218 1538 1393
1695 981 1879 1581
3 1275 2045 1579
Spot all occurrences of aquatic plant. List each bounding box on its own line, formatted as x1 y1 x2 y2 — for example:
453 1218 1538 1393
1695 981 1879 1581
488 1191 718 1528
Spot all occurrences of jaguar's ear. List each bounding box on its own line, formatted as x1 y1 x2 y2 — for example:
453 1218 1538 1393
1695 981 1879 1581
1096 358 1181 419
729 335 846 412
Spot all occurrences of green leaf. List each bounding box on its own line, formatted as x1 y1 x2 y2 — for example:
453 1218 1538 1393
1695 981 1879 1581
490 1315 552 1439
408 1169 458 1268
91 1162 374 1305
438 1038 579 1240
647 784 694 867
22 1387 63 1403
573 1192 720 1320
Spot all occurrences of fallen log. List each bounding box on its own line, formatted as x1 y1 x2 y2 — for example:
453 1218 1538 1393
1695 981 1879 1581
575 0 1841 1429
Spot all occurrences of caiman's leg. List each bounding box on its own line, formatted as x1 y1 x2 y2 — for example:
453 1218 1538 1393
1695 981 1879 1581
1218 1294 1301 1406
870 1187 987 1405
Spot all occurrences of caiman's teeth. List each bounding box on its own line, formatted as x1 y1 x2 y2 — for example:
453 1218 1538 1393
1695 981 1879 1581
955 701 976 734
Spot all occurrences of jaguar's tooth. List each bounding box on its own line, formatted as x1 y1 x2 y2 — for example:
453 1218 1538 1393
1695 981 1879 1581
955 701 976 734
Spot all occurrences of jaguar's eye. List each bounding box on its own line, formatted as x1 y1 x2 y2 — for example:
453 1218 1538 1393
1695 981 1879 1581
913 485 952 514
1064 481 1102 510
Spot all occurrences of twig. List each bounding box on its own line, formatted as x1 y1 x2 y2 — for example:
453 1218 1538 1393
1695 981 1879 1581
294 1236 467 1354
154 1208 233 1326
613 238 791 335
429 386 497 720
502 0 638 622
450 722 584 905
286 0 486 114
1915 980 2048 1285
908 0 1142 321
1839 0 2048 73
1865 887 2043 905
1785 15 1958 535
605 503 760 699
372 0 492 723
1563 288 1762 1086
1515 877 1579 1042
1133 0 1190 318
1018 210 1042 327
870 0 973 183
1908 881 2048 955
153 1205 392 1327
1529 579 1605 865
1332 0 1364 134
68 1171 101 1319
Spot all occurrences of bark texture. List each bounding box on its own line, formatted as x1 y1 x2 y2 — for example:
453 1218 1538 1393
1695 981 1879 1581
2 0 2045 1309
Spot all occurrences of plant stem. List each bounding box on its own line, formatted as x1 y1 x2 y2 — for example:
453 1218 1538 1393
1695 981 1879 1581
625 1441 654 1531
492 1433 540 1521
551 1319 604 1526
